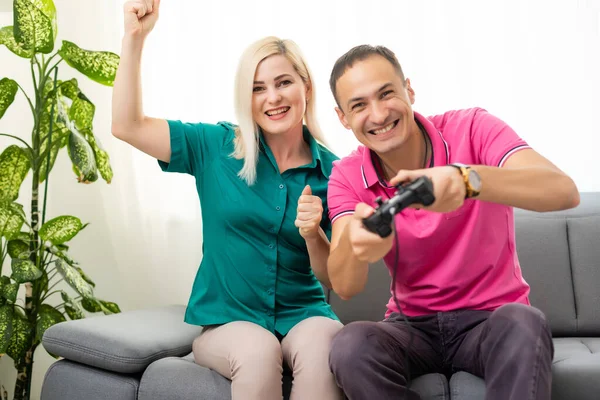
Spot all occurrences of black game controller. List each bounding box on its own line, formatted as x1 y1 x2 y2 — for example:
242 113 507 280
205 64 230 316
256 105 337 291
362 176 436 238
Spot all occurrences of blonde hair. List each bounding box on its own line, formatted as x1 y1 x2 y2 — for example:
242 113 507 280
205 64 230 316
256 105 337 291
232 36 327 185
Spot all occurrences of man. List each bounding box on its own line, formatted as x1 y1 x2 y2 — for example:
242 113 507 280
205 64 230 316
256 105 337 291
326 45 580 400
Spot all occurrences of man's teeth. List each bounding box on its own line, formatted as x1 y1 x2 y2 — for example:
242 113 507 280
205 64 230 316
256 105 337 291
266 107 289 116
372 122 395 135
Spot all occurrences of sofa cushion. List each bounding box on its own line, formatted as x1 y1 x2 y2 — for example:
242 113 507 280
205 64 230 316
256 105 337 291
138 355 231 400
139 354 449 400
551 337 600 400
449 372 485 400
328 260 390 324
514 215 577 335
515 193 600 337
42 305 203 374
410 373 450 400
41 359 140 400
566 216 600 334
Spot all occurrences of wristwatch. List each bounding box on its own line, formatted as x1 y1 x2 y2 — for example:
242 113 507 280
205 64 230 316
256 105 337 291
449 163 482 198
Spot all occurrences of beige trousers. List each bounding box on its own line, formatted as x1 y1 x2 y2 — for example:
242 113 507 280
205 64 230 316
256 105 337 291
192 316 344 400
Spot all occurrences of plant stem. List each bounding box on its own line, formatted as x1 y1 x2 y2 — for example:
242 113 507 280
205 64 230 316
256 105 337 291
15 83 35 116
0 238 5 276
41 289 61 303
44 280 61 295
41 68 58 228
0 133 34 153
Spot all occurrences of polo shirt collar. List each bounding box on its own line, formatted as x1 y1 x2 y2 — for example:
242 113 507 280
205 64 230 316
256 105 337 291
361 111 450 189
258 125 327 177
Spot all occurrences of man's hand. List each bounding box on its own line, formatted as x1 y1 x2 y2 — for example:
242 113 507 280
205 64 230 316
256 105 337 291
123 0 160 38
348 203 395 263
390 166 466 213
295 185 323 240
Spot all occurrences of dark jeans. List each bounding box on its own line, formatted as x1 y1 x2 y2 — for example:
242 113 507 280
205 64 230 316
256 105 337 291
329 303 554 400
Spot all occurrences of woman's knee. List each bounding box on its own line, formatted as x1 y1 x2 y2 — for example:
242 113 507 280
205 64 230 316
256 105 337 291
286 317 343 355
233 325 283 367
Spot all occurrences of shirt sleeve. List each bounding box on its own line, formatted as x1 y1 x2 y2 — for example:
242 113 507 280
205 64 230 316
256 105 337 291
327 161 362 224
470 108 531 167
157 120 233 176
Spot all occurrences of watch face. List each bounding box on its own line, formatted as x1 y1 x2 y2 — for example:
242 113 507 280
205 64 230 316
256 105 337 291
468 170 482 191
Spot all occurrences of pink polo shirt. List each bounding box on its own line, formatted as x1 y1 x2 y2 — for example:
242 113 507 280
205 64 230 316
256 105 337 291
328 108 532 318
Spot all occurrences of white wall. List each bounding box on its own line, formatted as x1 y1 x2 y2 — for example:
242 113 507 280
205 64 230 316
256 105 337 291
0 0 599 398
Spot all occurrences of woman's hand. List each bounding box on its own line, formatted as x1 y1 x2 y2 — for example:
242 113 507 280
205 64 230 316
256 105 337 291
295 185 324 240
123 0 160 38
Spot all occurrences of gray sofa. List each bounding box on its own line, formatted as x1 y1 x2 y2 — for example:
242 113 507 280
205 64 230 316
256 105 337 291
41 193 600 400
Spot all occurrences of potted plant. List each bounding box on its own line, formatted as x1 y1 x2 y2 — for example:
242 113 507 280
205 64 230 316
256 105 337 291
0 1 121 399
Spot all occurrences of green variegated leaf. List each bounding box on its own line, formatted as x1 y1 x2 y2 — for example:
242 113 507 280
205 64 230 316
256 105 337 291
0 201 25 240
6 315 32 365
1 283 18 304
55 259 94 299
13 0 57 54
7 238 29 259
81 297 101 313
11 258 42 283
39 215 85 245
76 267 94 287
0 26 33 58
82 129 112 183
38 94 69 183
69 94 94 130
67 128 98 183
57 78 79 99
49 247 78 265
0 276 19 303
0 145 31 201
0 78 18 119
36 304 65 341
99 300 120 314
0 305 14 353
60 291 84 320
58 40 119 86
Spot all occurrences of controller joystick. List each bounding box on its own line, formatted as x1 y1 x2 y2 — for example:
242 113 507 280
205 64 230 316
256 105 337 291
362 176 436 238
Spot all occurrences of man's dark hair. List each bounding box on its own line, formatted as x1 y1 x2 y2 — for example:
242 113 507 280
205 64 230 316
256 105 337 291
329 45 405 109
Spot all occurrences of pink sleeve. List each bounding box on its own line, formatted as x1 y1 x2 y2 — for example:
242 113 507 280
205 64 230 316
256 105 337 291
470 109 531 167
328 161 362 223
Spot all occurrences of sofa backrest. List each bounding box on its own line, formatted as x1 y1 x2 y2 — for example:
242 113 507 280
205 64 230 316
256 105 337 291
514 192 600 336
328 192 600 337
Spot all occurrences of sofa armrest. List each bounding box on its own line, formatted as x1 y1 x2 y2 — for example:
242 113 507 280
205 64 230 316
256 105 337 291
42 304 203 374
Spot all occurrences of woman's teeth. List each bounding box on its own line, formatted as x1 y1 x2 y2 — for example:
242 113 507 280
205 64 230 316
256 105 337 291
266 107 290 116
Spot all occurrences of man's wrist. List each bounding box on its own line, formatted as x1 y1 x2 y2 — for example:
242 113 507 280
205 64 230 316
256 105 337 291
449 163 482 198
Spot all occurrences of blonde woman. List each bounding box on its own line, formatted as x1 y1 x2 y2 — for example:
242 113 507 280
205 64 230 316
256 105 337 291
111 1 344 399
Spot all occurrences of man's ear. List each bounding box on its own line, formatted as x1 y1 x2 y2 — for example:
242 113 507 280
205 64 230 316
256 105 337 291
405 78 416 105
335 107 351 130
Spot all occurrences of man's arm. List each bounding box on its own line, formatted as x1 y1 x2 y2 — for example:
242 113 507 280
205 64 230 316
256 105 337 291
327 205 394 300
473 149 580 212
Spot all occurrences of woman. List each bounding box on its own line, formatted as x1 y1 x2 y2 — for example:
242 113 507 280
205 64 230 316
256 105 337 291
112 1 344 399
